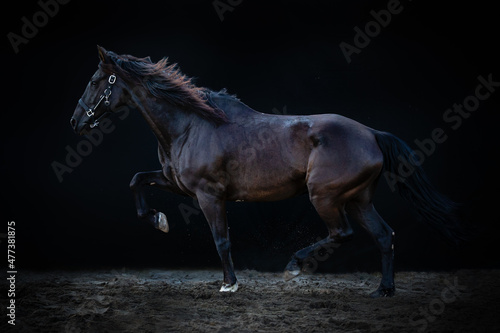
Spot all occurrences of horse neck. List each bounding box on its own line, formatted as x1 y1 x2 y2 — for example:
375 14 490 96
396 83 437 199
130 90 194 150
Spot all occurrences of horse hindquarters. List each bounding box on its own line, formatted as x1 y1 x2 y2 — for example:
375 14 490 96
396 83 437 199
285 123 393 294
304 119 384 242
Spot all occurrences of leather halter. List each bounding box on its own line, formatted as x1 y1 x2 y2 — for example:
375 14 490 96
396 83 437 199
78 73 116 128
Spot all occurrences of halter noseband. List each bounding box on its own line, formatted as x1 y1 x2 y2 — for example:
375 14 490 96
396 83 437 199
78 73 116 128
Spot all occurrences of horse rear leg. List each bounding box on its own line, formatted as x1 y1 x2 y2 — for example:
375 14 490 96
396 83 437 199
346 201 395 297
284 195 353 280
129 170 173 233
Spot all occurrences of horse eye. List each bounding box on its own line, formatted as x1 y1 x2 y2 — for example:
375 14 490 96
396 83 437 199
91 81 97 86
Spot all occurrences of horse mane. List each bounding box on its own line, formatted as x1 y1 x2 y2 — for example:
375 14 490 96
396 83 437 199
99 51 231 125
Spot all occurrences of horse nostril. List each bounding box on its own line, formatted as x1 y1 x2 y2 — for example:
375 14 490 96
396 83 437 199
70 118 77 129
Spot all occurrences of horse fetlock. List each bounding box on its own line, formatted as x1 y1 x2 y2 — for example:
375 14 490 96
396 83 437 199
332 230 354 243
137 208 156 220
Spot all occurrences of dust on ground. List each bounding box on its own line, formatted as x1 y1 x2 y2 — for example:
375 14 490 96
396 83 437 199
4 269 500 332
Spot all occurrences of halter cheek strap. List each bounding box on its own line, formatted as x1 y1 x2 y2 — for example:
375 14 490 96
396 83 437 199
78 74 116 128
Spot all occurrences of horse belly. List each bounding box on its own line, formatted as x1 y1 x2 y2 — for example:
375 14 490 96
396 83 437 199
226 156 307 202
221 115 311 201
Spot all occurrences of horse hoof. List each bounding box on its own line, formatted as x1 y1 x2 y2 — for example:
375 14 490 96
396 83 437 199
283 269 301 281
369 287 395 298
284 256 301 281
155 212 169 233
220 282 238 292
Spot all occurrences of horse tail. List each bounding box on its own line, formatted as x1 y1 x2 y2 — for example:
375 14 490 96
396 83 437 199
372 130 469 247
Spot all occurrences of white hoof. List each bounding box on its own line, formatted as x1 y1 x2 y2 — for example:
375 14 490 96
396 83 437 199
283 270 301 281
156 212 169 233
219 282 238 292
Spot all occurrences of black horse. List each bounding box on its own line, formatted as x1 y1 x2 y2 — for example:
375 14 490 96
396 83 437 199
71 46 465 297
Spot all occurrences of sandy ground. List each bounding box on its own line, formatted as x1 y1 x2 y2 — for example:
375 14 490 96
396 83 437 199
3 269 500 332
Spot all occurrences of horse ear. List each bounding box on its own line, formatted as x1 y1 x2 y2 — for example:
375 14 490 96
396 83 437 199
97 45 109 63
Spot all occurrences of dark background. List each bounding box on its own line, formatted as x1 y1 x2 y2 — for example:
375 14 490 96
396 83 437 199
2 0 499 273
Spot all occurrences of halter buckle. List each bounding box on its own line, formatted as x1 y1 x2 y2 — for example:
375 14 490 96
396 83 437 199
108 74 116 84
86 109 94 117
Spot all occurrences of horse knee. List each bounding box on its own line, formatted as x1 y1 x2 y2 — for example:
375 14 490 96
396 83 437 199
130 172 145 190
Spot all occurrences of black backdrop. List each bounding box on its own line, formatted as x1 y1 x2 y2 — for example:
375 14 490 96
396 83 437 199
2 0 499 272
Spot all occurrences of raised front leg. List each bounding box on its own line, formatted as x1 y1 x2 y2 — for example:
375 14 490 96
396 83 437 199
129 170 183 233
196 193 238 292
